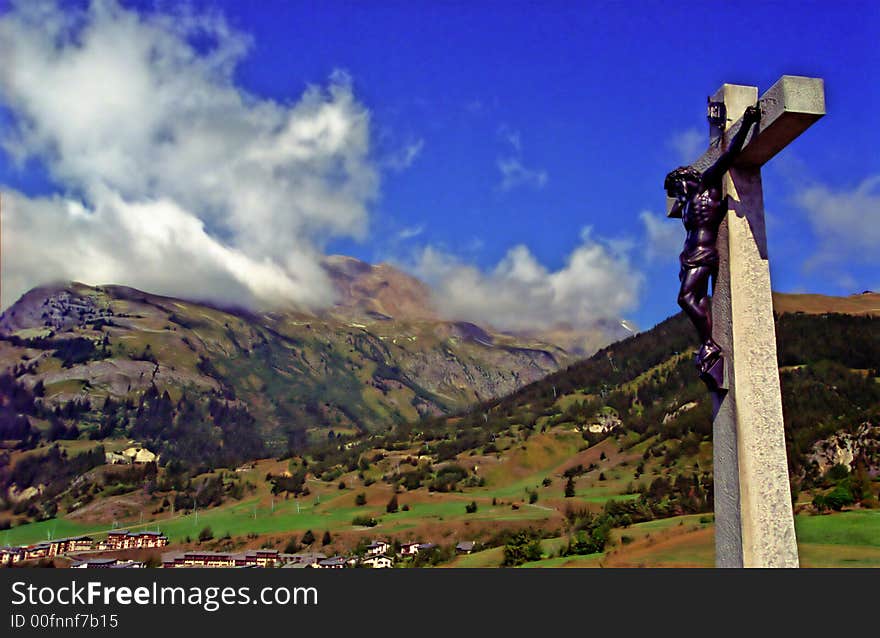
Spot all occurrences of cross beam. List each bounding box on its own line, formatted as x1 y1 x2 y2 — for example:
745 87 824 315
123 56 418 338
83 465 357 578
667 75 825 217
669 75 825 567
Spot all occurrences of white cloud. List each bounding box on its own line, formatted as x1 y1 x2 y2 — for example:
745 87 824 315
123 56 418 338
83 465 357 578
796 175 880 268
1 189 331 309
0 0 377 309
498 125 521 152
639 210 681 262
498 158 548 191
409 229 642 331
668 127 704 164
395 225 425 241
384 138 424 171
496 126 546 191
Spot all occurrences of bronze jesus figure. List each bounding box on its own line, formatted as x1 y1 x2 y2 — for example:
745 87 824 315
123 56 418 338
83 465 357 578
665 104 761 390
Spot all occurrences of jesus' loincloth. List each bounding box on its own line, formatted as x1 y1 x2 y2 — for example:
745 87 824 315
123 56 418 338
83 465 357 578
679 245 719 279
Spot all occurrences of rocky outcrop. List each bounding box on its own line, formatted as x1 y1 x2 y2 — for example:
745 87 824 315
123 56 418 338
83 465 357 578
663 401 699 424
0 283 112 334
809 423 880 475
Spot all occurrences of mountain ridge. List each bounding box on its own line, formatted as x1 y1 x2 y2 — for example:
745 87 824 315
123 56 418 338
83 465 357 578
0 276 573 464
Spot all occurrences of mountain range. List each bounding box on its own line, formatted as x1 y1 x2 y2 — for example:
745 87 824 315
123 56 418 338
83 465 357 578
0 257 631 462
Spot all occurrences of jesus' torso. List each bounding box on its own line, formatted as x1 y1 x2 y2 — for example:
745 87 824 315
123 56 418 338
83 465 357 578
681 183 725 266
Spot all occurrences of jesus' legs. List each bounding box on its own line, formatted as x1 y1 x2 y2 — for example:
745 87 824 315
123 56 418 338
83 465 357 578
678 265 714 344
678 265 722 373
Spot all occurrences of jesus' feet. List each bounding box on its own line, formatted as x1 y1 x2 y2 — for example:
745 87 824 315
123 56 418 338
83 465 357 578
696 340 722 374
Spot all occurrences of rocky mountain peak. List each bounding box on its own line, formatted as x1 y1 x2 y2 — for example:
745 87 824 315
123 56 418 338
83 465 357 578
321 254 437 322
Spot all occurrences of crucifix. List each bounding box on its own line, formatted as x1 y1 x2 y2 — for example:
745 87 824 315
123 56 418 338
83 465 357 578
665 76 825 567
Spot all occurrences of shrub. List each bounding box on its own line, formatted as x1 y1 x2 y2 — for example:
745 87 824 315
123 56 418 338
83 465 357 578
826 464 850 482
198 526 214 542
352 515 378 527
465 501 478 514
502 530 543 566
825 484 855 511
430 464 470 492
564 476 576 498
355 492 367 506
284 538 301 554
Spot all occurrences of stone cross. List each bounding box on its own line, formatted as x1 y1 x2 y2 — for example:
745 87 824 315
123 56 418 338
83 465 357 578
667 76 825 567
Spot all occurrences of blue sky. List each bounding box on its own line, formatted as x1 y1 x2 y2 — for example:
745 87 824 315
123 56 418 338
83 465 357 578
1 0 877 331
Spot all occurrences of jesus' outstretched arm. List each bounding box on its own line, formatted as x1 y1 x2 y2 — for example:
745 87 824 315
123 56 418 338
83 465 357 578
701 105 761 187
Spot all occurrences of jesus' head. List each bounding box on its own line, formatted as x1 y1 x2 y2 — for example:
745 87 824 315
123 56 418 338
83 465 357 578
664 165 702 200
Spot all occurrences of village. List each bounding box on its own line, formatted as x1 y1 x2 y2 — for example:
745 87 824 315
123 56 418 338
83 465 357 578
0 529 169 568
0 530 168 567
162 538 477 568
0 530 476 569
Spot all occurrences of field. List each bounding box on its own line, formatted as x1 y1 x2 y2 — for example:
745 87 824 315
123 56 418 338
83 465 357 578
445 510 880 568
5 414 880 569
772 291 880 316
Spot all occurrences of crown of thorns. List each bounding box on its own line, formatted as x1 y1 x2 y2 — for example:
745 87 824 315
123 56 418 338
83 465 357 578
664 166 702 192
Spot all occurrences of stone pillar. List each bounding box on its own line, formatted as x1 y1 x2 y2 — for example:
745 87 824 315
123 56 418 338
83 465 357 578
711 84 799 567
711 214 742 567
